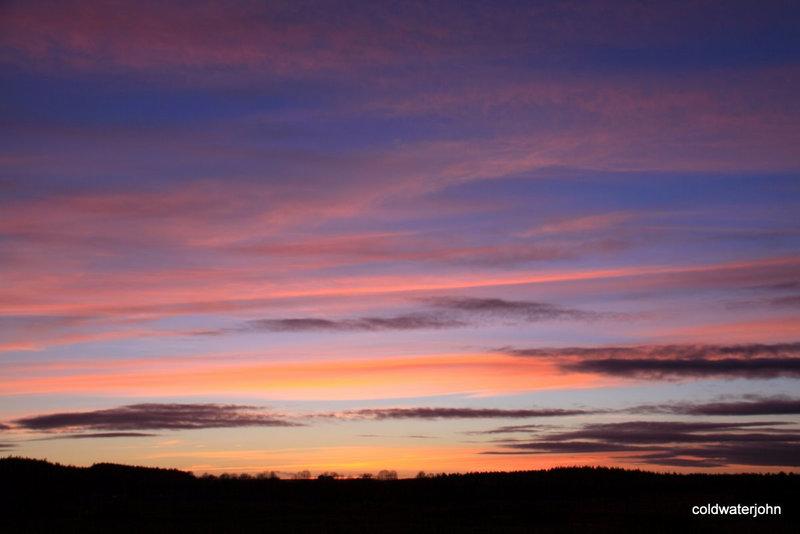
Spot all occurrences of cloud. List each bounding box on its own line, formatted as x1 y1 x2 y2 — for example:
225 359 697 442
0 423 10 431
544 421 795 444
768 295 800 307
498 342 800 380
499 341 800 359
12 403 300 432
489 441 652 454
425 297 607 321
487 419 800 467
340 407 593 420
517 212 638 237
237 234 632 268
36 432 158 440
726 294 800 310
633 397 800 416
757 280 800 291
632 443 800 468
563 357 800 379
0 0 427 76
626 451 726 468
194 296 608 336
4 0 794 86
357 433 435 439
249 297 610 332
467 424 544 435
243 314 466 332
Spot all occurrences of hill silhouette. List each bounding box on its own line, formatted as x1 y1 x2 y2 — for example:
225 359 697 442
1 457 796 533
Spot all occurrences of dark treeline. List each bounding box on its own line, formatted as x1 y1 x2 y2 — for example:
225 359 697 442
1 457 796 533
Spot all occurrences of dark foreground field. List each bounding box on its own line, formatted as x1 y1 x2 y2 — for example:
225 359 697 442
1 457 796 533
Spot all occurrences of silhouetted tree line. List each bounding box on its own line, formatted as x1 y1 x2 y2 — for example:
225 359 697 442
1 456 797 533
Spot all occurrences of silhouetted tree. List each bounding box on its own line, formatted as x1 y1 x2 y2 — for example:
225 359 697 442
377 469 397 480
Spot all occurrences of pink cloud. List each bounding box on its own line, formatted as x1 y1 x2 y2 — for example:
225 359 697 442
1 252 796 352
0 0 451 76
1 1 781 77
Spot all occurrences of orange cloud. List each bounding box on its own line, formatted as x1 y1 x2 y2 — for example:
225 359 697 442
0 352 605 398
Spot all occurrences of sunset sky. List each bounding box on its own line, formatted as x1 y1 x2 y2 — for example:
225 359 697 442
1 0 799 476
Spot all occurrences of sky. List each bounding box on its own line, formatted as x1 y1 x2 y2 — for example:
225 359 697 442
1 0 799 476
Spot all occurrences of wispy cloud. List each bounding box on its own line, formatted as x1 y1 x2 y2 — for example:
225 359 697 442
425 297 610 321
12 403 300 432
242 314 466 333
35 432 158 440
516 212 637 238
770 295 800 307
339 407 593 420
2 1 765 75
466 424 543 435
632 396 800 416
193 296 609 336
485 441 647 455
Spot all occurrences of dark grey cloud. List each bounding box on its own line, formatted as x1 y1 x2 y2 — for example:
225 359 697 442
467 424 544 435
632 443 800 468
689 442 800 467
193 296 612 335
633 397 800 416
563 357 800 379
36 432 158 440
12 403 300 432
356 433 435 439
486 419 800 468
343 407 593 420
629 452 725 468
192 314 466 335
0 443 15 449
425 297 607 321
244 314 466 332
497 342 800 379
493 441 653 454
245 296 610 333
757 280 800 291
499 341 800 359
769 295 800 307
0 423 10 430
545 421 797 444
